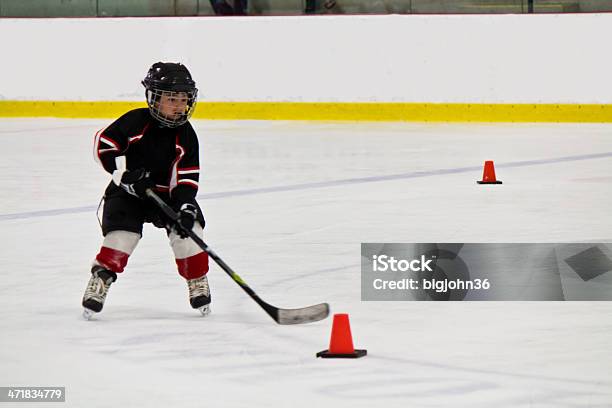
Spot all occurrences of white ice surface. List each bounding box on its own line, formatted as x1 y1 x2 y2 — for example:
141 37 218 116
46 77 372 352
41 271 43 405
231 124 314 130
0 119 611 407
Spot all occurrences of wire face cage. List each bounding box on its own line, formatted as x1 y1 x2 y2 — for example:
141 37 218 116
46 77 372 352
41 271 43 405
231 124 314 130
145 88 198 127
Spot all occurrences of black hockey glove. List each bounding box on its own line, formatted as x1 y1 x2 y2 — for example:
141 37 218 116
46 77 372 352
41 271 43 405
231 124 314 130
174 203 198 238
117 168 155 198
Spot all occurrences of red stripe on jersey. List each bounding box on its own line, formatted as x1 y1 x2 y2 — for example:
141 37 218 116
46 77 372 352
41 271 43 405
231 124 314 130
93 126 116 169
177 179 198 188
178 166 200 172
169 133 186 193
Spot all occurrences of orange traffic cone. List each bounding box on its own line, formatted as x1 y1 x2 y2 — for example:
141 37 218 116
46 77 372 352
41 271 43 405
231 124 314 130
317 314 367 358
477 160 503 184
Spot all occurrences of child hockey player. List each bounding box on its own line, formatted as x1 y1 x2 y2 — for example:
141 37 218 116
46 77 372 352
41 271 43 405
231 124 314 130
82 62 210 318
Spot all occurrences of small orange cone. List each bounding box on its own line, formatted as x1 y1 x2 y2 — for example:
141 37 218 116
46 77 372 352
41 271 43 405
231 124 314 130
477 160 502 184
317 314 367 358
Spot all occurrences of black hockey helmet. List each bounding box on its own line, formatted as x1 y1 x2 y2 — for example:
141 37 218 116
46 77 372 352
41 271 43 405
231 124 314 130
142 62 198 127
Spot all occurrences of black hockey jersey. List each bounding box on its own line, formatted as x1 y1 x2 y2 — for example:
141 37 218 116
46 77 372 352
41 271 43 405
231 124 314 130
94 108 199 206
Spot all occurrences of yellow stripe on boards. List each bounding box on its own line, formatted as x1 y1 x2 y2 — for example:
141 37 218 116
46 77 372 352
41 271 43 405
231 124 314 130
0 101 146 119
1 101 611 122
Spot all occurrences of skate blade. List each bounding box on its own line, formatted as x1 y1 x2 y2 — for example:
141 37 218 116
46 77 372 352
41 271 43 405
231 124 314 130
82 308 96 320
198 305 211 316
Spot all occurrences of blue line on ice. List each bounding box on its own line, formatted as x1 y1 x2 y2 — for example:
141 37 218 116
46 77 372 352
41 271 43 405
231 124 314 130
2 151 611 221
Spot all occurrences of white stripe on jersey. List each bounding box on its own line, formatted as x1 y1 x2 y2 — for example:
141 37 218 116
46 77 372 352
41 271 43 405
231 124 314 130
128 134 144 143
99 136 119 150
178 169 200 175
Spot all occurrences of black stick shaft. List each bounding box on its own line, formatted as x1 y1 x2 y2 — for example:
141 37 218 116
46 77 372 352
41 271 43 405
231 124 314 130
145 189 278 320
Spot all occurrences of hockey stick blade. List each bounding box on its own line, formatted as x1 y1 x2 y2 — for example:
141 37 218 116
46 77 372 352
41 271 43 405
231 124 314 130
275 302 330 325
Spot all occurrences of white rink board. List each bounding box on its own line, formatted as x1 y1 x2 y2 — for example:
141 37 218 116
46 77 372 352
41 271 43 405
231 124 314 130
1 14 612 103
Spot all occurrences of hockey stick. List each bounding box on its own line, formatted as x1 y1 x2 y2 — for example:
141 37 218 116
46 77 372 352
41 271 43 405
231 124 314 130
145 189 330 325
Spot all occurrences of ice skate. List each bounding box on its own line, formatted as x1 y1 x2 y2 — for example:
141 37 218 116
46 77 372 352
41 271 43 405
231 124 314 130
82 265 117 319
187 275 211 316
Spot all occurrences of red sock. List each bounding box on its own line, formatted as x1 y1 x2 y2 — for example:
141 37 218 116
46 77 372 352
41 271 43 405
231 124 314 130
96 246 130 273
176 252 209 280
